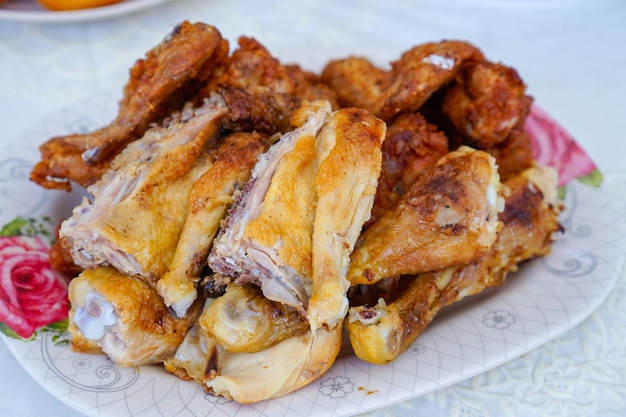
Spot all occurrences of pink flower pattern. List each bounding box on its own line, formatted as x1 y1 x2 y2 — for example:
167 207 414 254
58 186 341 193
525 104 598 187
0 235 69 339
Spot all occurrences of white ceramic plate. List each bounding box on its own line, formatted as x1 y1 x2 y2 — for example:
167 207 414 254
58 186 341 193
0 0 173 23
0 91 623 417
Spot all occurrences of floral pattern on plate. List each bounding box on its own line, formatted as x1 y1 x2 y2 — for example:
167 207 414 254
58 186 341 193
0 217 69 341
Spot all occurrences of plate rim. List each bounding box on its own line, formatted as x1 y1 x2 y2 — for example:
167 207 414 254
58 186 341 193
0 92 624 417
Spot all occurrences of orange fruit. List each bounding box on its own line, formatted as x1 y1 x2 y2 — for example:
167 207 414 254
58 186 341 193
37 0 124 11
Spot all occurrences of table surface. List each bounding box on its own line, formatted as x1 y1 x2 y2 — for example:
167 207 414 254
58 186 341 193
1 0 626 416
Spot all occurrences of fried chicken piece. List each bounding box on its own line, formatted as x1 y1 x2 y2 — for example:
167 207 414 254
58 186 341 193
307 107 386 330
203 36 295 93
209 101 332 312
209 102 386 331
30 22 228 191
442 61 532 149
284 64 340 108
205 324 342 403
199 284 309 353
203 38 331 135
376 40 485 121
68 266 202 366
348 146 504 286
320 56 392 112
439 165 562 304
165 298 343 404
60 97 227 286
219 85 301 135
157 131 270 318
204 37 337 107
321 41 485 122
369 112 449 225
346 166 562 364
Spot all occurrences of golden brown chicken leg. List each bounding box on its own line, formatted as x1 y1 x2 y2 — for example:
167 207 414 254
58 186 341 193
346 166 562 365
348 146 504 286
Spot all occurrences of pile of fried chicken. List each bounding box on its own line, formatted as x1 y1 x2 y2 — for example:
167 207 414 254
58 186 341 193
31 21 564 404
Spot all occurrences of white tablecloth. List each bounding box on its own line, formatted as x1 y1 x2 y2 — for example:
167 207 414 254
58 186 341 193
1 0 626 416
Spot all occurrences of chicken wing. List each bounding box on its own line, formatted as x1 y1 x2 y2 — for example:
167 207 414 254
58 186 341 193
348 146 504 286
346 165 562 364
30 21 227 191
157 131 270 318
60 97 227 285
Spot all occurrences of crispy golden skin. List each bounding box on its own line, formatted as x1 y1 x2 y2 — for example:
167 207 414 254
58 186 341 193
208 102 333 312
346 166 562 364
348 146 503 286
60 99 226 285
442 61 532 149
240 131 317 281
31 22 227 191
157 131 270 317
307 107 386 330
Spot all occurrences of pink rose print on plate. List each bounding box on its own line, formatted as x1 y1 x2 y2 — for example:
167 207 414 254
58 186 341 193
0 235 70 339
525 104 600 187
